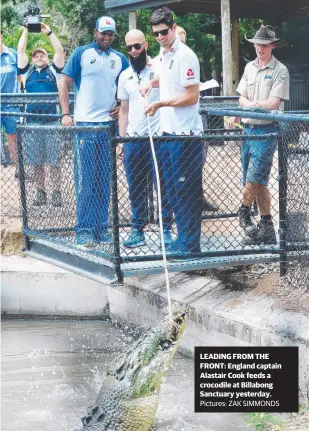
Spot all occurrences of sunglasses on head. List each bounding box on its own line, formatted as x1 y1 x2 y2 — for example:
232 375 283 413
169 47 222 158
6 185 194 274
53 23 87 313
126 42 145 52
152 25 173 38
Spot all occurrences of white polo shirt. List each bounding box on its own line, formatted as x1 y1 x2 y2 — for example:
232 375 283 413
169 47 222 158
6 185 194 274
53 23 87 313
158 38 203 135
117 57 160 136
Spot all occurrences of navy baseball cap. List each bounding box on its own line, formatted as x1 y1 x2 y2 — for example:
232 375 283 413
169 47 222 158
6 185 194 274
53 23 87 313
95 16 116 33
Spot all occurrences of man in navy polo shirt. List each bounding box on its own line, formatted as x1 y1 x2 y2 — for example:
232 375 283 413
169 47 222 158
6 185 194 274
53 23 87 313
59 16 129 246
0 34 21 177
18 23 65 206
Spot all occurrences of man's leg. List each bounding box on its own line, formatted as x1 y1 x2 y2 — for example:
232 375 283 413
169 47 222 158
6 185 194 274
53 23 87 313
169 139 203 252
74 125 97 239
124 141 150 231
94 128 112 241
7 133 18 166
241 130 277 244
153 141 173 234
122 141 150 247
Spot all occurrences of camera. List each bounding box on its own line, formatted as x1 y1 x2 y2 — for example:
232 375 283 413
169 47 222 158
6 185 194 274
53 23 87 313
23 1 50 33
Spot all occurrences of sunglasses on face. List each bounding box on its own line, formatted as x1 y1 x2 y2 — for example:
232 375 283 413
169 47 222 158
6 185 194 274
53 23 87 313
152 25 173 37
126 42 145 52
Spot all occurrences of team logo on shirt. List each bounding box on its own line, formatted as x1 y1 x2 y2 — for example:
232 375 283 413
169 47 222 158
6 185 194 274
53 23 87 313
90 58 96 64
187 69 195 77
169 60 174 69
110 60 115 69
279 75 287 83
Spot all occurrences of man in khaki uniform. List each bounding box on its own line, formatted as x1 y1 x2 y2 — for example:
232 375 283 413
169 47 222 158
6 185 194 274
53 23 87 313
230 25 289 245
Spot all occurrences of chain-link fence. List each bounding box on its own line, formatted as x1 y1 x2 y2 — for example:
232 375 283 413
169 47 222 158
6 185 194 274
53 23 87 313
1 93 74 217
205 107 309 289
1 94 308 286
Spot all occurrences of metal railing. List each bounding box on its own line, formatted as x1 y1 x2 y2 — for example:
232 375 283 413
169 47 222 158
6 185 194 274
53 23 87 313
1 94 308 287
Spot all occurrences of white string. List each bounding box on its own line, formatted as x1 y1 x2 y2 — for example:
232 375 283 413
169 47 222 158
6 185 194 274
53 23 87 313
145 95 172 319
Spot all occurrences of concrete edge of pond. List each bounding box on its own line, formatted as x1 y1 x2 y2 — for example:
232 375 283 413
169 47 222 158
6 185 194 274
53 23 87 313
1 254 309 403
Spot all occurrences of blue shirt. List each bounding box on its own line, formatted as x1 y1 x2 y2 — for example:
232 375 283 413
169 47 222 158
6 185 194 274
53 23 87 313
20 62 62 114
0 47 19 94
62 41 129 122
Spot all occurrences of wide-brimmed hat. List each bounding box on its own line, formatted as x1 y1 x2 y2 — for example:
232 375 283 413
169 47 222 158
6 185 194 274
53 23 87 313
245 25 286 48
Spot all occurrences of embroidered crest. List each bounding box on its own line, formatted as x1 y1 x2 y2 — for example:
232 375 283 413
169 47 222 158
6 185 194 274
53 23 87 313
110 60 115 69
279 75 286 83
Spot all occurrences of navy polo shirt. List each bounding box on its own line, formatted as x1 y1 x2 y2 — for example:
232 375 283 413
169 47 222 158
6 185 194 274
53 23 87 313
20 62 63 114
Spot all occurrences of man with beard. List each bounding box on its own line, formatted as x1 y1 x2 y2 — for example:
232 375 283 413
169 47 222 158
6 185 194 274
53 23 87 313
59 17 129 246
141 7 204 254
118 29 173 248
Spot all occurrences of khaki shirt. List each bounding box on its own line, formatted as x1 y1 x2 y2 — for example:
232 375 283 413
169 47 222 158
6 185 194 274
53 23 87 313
236 55 289 124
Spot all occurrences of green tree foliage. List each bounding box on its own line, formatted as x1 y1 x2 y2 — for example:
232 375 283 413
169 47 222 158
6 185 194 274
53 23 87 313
1 0 308 76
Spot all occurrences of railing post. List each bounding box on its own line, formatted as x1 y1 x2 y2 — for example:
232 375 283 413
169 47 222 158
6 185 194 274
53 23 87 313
16 124 30 250
110 122 123 283
278 128 288 277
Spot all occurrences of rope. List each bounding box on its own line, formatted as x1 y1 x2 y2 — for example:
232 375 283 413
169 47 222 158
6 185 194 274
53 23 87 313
145 95 172 318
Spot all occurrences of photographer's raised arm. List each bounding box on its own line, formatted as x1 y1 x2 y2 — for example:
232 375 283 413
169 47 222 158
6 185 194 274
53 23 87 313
17 27 29 69
41 23 65 69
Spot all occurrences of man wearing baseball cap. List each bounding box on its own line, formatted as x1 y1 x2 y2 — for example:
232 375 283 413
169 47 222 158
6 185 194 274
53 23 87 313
229 25 289 246
59 16 129 246
17 22 65 207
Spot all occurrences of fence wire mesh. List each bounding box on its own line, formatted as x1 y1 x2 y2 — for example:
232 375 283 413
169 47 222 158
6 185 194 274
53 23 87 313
1 94 308 286
279 118 309 288
1 93 74 217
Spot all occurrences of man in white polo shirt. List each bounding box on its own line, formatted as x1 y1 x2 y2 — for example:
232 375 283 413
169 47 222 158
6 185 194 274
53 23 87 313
59 16 129 246
142 7 204 254
118 29 173 249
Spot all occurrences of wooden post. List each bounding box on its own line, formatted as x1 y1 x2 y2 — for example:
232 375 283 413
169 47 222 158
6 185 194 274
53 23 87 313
129 11 137 30
232 18 239 92
220 0 233 95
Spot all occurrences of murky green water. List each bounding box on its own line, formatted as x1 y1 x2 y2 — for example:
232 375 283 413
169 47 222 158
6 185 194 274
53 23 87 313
1 319 253 431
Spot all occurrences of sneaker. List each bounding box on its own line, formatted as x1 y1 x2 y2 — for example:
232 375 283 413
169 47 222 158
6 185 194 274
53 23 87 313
33 189 47 206
160 230 173 248
95 230 112 244
51 190 63 207
123 229 146 248
166 239 200 255
76 231 96 247
238 206 257 236
242 218 277 246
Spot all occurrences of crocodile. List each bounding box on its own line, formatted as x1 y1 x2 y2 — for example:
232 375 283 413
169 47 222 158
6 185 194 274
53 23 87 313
73 307 187 431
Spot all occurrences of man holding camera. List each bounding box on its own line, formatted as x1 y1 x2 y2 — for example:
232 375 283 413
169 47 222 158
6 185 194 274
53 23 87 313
17 23 65 207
